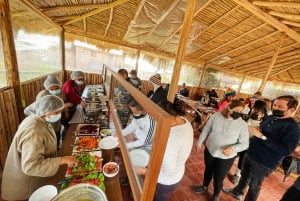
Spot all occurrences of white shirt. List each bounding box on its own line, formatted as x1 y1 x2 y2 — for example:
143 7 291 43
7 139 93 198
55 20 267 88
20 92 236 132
158 117 193 185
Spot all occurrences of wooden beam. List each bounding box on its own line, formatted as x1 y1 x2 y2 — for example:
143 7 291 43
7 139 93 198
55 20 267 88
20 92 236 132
168 0 197 103
207 31 279 63
122 0 147 40
232 0 300 44
222 43 298 69
282 20 300 28
269 10 300 21
63 0 129 26
104 8 114 37
270 63 300 77
198 63 207 88
64 27 180 60
61 28 66 80
237 73 246 94
286 70 294 82
157 0 214 50
83 18 87 32
258 33 286 91
252 1 300 9
0 0 23 120
135 48 140 71
41 3 118 12
19 0 62 30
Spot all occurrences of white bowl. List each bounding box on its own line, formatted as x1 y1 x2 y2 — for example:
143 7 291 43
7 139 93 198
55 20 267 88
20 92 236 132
100 128 112 137
103 162 119 177
52 183 107 201
29 185 57 201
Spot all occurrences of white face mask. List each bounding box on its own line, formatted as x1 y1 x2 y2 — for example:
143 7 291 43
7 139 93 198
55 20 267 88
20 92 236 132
75 80 84 86
46 113 61 123
49 89 61 95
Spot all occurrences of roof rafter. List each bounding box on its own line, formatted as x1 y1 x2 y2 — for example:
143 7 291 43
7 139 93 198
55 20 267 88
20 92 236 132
104 8 114 36
269 10 300 21
207 31 279 63
252 1 300 9
63 0 129 26
232 0 300 43
41 3 115 12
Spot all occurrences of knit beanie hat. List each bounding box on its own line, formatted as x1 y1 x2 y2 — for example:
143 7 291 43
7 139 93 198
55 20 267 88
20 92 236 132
43 74 62 89
224 88 236 97
149 74 161 85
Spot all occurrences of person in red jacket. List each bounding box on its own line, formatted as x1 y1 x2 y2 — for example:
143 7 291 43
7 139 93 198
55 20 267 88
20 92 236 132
62 71 87 120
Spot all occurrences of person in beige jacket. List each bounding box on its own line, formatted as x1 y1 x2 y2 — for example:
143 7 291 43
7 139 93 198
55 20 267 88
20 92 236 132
1 95 77 201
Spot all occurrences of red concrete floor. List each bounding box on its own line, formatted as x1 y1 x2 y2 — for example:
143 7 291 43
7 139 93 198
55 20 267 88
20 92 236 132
119 130 296 201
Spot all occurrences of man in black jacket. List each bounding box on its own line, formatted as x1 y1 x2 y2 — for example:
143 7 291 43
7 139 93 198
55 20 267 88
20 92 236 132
223 95 300 201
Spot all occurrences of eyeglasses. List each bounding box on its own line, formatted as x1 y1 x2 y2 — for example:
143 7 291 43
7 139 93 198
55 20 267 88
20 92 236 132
77 78 84 81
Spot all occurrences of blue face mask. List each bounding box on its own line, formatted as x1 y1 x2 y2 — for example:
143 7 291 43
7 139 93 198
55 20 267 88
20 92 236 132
75 80 84 86
49 89 61 95
46 113 62 123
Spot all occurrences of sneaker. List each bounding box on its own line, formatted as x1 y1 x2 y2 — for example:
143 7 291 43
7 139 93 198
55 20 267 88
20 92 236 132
191 185 208 193
231 174 240 185
223 188 242 201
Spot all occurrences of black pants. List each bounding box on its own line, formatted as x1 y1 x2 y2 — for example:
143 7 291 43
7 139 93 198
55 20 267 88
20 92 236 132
203 148 235 196
280 186 300 201
234 153 273 201
237 149 247 170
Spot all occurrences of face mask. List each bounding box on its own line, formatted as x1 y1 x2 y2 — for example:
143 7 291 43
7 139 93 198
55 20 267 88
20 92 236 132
133 113 146 119
272 109 285 117
250 113 259 120
230 111 241 119
46 113 61 123
49 89 61 95
75 80 84 86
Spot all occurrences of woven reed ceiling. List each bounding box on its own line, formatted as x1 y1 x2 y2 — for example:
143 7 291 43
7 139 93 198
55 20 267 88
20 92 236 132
13 0 300 84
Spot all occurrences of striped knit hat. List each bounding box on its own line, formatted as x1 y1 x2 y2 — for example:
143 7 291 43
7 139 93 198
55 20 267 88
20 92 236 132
224 88 236 97
149 73 161 85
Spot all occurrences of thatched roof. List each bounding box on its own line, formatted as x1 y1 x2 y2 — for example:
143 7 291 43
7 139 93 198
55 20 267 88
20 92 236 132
11 0 300 84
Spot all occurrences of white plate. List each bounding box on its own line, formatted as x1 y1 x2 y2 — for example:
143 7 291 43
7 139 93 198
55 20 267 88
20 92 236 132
29 185 57 201
129 149 150 167
99 136 118 149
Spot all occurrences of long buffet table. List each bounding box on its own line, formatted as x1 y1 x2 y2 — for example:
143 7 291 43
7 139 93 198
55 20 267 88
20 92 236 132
47 124 123 201
47 85 123 201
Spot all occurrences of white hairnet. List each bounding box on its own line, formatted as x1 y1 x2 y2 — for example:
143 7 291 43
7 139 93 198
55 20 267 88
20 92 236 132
71 71 85 80
43 74 62 89
24 95 64 116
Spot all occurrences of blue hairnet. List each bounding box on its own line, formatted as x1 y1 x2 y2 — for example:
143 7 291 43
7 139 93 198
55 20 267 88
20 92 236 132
43 74 62 89
24 95 64 116
71 71 85 80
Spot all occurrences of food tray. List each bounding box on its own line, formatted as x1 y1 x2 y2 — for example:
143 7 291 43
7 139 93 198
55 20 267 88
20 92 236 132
66 152 102 177
60 172 105 192
73 136 100 152
76 124 100 135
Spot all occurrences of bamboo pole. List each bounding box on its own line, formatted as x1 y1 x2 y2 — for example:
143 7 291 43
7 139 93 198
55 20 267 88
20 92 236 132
258 33 286 91
198 62 207 88
135 48 140 71
0 0 24 120
61 28 66 81
168 0 197 102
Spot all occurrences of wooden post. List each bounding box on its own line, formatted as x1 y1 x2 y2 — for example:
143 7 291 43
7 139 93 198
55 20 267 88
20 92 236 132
258 33 286 91
237 73 246 94
61 28 66 81
135 48 140 71
0 0 24 120
198 62 207 88
168 0 197 102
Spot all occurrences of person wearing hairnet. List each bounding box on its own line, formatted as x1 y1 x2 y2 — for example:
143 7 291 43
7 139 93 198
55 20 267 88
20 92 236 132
1 95 78 201
62 71 87 119
36 74 73 149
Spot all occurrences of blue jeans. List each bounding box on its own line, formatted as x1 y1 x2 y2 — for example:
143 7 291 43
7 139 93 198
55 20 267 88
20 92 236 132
153 182 179 201
233 153 273 201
